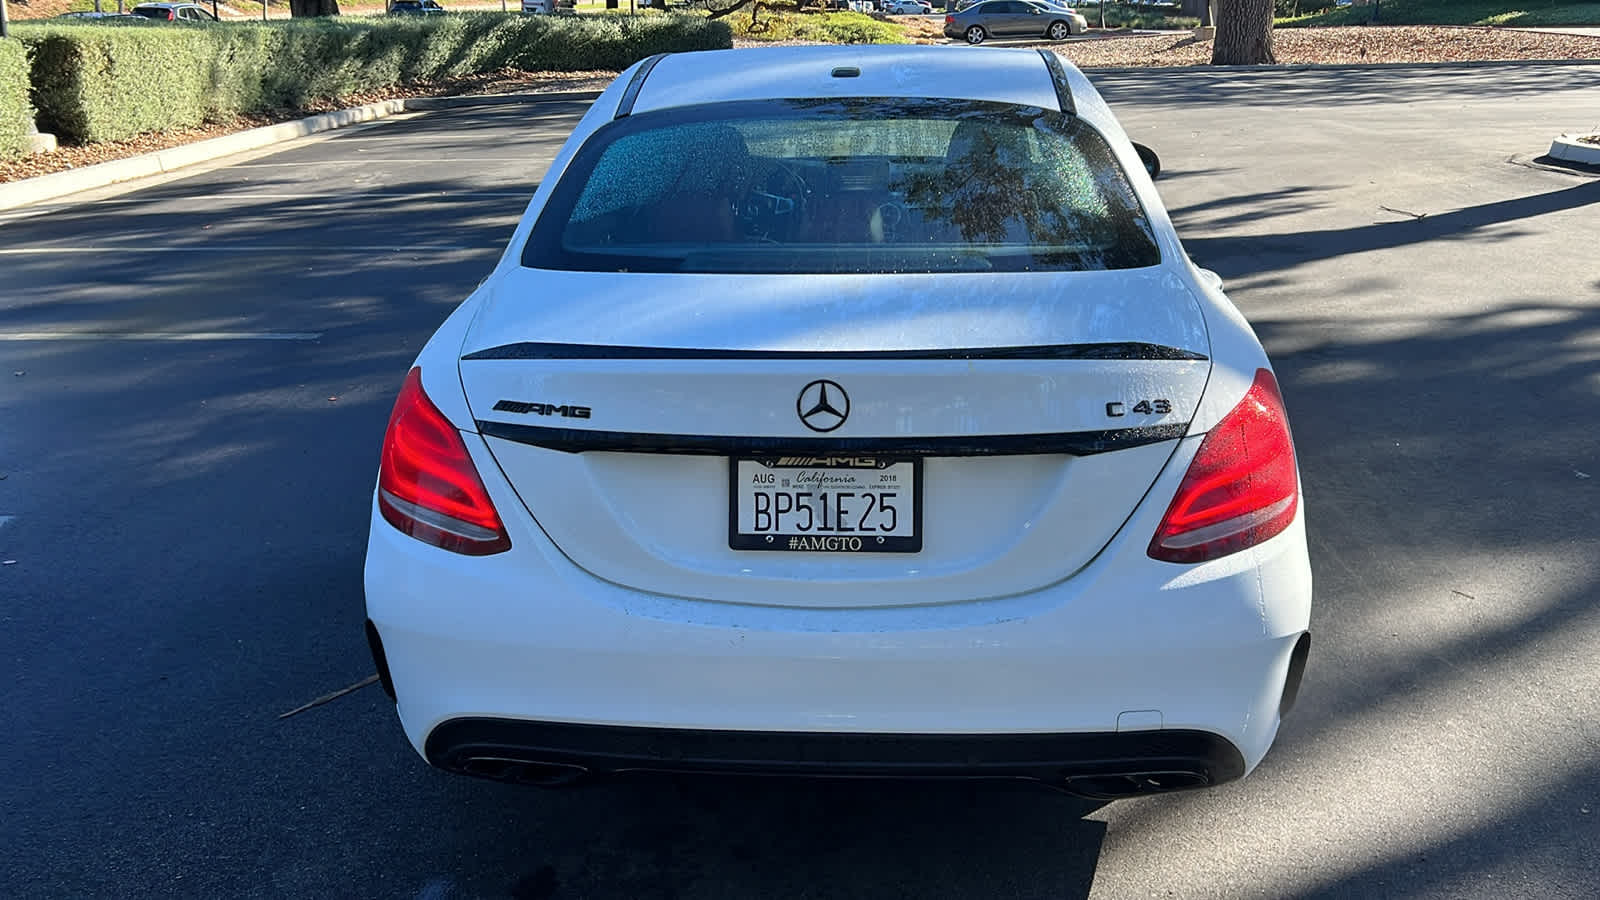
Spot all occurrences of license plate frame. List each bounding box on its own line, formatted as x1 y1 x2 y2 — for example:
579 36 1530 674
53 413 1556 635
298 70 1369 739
728 455 923 553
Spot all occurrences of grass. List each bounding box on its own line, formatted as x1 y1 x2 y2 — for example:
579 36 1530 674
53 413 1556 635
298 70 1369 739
576 1 912 43
732 9 908 42
1278 0 1600 28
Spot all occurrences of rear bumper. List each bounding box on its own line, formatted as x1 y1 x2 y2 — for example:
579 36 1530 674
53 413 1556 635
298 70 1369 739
365 432 1314 786
423 717 1246 798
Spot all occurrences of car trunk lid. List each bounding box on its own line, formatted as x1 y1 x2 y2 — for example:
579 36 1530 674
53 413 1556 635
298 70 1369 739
458 267 1209 608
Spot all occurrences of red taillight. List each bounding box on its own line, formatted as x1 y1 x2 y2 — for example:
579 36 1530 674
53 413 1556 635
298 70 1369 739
166 10 175 18
945 13 954 22
377 368 511 556
1148 368 1299 564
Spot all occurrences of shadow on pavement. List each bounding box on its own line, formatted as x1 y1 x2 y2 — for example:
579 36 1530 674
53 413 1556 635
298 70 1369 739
1092 62 1600 110
1185 179 1600 278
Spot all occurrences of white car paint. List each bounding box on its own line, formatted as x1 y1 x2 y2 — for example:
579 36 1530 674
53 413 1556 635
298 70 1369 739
364 46 1312 796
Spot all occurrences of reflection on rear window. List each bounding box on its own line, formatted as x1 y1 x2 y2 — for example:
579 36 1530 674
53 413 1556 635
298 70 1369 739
522 98 1160 274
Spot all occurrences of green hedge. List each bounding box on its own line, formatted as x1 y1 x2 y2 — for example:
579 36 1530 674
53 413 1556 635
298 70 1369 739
19 14 731 144
733 11 908 45
1 40 32 158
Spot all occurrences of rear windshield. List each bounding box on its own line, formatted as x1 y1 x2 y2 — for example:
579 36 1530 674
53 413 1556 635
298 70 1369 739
521 98 1160 274
130 6 169 16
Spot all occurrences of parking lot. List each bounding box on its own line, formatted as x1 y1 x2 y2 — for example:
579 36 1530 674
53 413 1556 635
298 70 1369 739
2 63 1598 898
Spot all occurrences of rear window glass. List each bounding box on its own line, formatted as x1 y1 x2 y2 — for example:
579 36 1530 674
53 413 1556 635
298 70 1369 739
521 98 1160 274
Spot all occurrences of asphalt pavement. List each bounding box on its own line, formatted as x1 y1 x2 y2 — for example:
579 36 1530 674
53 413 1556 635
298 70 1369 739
2 64 1598 899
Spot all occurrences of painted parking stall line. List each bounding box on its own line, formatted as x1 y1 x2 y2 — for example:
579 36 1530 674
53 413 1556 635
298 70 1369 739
0 331 323 341
0 245 475 255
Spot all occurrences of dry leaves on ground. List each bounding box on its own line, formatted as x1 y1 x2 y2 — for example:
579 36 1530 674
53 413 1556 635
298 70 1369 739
1053 25 1600 67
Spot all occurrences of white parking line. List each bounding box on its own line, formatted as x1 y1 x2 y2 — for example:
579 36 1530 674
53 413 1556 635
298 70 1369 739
0 245 474 255
224 159 531 167
0 332 323 341
0 192 530 213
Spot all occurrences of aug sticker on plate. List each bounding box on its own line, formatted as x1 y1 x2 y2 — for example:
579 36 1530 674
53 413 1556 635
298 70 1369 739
729 455 922 553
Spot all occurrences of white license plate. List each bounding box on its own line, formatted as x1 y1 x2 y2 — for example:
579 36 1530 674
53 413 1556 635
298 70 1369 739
729 456 922 553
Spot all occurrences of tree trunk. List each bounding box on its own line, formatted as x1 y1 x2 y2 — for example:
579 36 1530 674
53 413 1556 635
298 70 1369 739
289 0 340 16
1211 0 1274 65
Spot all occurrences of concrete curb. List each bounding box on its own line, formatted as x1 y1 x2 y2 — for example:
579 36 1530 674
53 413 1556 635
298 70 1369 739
405 90 605 109
1549 133 1600 166
0 90 605 212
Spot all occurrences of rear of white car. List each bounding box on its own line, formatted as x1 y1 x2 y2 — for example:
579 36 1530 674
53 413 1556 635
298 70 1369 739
364 47 1311 798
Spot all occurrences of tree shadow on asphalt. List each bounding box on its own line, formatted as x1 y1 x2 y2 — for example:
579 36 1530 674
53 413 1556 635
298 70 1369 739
1184 178 1600 279
1092 63 1600 111
1171 183 1335 233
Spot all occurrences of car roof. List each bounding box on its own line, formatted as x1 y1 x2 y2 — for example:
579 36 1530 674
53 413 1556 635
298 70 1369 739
629 46 1067 118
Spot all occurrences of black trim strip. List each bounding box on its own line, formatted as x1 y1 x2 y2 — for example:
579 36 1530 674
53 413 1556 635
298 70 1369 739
614 53 668 119
1038 50 1077 117
424 718 1247 793
462 341 1206 362
476 420 1186 457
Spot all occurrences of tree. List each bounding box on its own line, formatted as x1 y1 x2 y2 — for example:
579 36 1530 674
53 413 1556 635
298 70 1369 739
289 0 340 16
1212 0 1275 65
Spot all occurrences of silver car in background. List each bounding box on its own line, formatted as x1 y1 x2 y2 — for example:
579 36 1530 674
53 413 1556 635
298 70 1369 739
945 0 1088 43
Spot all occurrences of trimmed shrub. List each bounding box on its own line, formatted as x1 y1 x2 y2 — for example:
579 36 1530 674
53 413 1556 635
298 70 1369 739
18 14 731 144
1 39 32 158
26 27 214 143
733 11 908 44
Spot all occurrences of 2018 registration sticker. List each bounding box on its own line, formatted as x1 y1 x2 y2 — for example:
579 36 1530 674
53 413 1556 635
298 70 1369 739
728 456 923 553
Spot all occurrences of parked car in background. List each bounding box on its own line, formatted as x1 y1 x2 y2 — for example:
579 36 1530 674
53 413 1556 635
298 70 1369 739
945 0 1087 43
521 0 576 13
388 0 446 12
883 0 934 13
55 10 146 19
129 2 218 20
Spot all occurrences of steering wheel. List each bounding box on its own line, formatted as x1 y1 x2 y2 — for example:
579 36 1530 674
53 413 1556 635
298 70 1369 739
733 160 810 243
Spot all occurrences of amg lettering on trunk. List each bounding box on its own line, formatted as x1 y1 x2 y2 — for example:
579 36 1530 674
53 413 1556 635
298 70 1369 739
493 399 592 418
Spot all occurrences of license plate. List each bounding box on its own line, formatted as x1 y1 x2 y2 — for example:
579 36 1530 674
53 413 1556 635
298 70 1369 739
729 456 922 553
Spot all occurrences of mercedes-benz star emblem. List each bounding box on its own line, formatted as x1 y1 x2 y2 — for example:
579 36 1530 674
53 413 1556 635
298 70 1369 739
797 380 849 433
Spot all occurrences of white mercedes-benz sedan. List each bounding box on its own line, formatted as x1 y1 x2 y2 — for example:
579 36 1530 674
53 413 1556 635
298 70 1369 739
363 45 1312 799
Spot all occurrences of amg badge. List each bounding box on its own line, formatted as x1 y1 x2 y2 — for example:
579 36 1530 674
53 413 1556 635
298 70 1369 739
493 399 592 419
